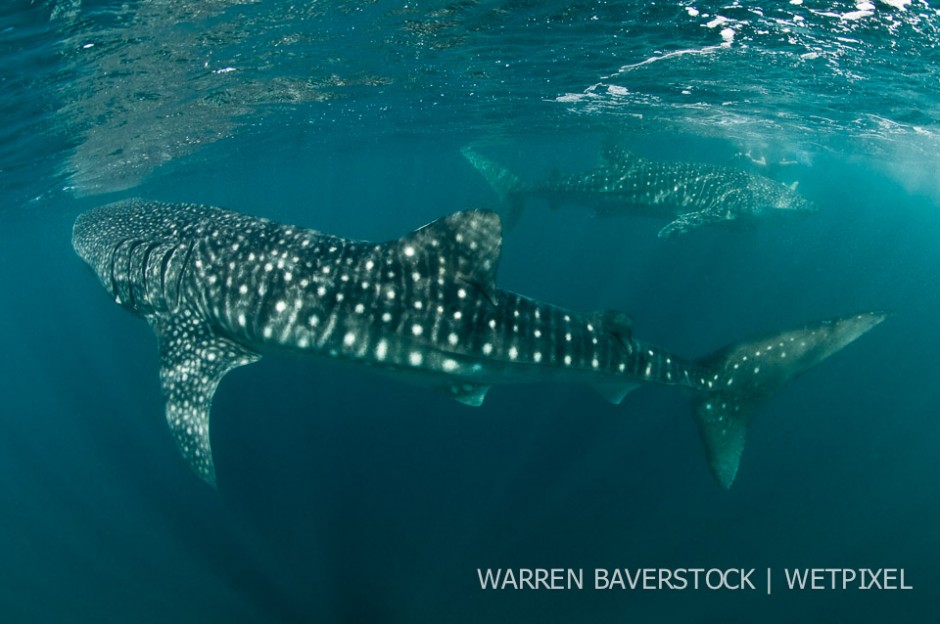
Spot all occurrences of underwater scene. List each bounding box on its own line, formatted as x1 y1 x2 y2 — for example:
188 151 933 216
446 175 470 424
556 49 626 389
2 1 939 622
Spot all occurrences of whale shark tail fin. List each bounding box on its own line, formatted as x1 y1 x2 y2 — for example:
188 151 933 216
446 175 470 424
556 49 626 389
692 311 888 489
460 146 526 229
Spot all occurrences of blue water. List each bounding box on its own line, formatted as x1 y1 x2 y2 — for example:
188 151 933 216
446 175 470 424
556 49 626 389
2 1 939 622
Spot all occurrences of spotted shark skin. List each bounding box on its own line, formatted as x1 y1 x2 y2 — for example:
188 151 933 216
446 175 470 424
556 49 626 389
73 200 884 488
461 145 817 237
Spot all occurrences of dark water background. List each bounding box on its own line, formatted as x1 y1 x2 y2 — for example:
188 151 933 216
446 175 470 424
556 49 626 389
2 1 939 622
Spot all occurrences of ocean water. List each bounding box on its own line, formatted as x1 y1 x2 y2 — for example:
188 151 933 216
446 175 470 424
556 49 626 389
2 1 939 622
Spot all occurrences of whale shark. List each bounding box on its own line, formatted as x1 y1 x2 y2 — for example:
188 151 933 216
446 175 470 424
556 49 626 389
461 145 817 237
73 199 884 488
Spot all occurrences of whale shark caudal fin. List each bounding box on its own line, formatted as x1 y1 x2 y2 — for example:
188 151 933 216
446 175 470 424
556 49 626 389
460 146 526 229
692 311 888 489
151 315 260 487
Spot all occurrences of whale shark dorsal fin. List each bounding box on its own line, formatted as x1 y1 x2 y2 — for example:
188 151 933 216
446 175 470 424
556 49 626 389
601 144 626 163
588 309 636 403
592 309 633 346
400 210 503 298
601 143 640 170
151 315 261 487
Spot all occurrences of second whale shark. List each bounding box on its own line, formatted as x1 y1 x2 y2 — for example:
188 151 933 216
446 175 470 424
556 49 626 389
73 200 883 489
462 145 817 237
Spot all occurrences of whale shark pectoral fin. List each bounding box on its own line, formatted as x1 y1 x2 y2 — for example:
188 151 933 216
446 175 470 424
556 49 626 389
151 315 261 487
657 209 730 238
446 382 491 406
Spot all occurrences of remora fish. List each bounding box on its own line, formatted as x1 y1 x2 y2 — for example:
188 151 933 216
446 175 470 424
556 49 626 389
461 145 817 237
73 200 883 488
